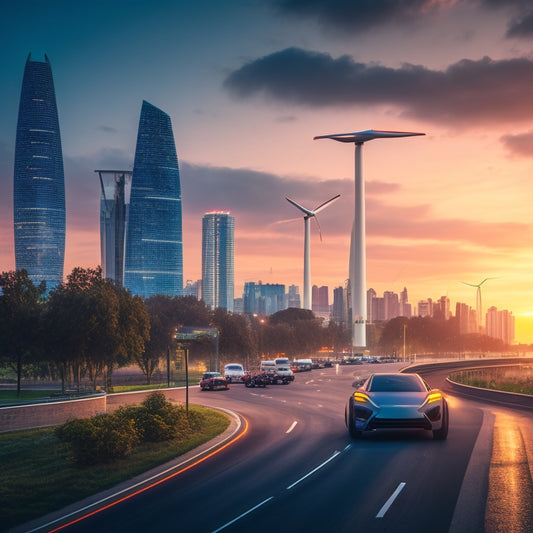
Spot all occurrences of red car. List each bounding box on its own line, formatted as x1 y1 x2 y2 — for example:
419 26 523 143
199 372 229 391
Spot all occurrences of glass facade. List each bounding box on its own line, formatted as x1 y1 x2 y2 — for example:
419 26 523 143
96 170 132 286
13 54 65 290
202 212 234 311
124 101 183 297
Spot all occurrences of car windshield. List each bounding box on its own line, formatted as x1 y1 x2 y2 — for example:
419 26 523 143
226 366 242 370
367 374 426 393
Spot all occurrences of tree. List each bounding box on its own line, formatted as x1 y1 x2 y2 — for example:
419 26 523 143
0 270 46 395
211 308 255 364
43 267 149 390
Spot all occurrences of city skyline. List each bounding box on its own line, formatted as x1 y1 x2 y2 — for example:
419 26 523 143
1 2 532 342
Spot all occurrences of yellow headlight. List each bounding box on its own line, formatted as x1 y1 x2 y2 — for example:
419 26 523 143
354 392 370 403
425 392 442 404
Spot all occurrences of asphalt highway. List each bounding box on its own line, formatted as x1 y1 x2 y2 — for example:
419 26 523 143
17 362 533 533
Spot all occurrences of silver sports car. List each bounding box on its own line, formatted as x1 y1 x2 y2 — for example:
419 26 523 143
345 373 449 440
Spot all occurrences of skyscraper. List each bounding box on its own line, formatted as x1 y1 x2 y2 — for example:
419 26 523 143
95 170 132 286
124 101 183 297
13 54 65 290
202 212 234 311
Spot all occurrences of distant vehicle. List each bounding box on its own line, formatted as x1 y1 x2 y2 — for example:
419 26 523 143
260 360 278 374
199 372 229 391
274 357 294 381
292 358 312 371
243 372 270 388
224 363 245 383
345 373 449 440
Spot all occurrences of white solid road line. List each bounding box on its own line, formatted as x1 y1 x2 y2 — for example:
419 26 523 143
286 421 298 434
286 450 341 490
212 497 274 533
376 482 406 518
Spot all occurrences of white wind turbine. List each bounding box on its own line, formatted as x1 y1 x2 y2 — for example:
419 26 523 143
286 194 340 311
461 278 497 332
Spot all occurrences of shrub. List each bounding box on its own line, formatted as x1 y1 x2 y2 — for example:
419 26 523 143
55 414 138 465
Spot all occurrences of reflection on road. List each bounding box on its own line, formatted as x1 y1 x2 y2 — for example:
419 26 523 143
485 412 533 532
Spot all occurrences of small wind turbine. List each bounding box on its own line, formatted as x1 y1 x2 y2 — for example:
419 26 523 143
286 194 340 311
461 278 497 332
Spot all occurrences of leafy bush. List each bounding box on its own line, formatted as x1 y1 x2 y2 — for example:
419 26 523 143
56 392 207 464
55 414 138 465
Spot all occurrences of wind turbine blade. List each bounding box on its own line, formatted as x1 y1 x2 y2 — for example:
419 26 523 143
286 196 314 217
272 217 301 226
313 216 323 241
313 194 341 214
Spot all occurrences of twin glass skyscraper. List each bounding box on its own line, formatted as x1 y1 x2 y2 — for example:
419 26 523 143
202 212 235 311
124 101 183 298
13 54 65 290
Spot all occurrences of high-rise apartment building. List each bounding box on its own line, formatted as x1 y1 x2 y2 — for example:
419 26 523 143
312 285 329 316
287 285 301 308
124 101 183 298
13 54 65 290
486 306 515 345
202 212 234 311
243 281 285 315
96 170 132 285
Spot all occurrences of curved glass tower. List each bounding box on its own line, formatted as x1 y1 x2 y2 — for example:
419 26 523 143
13 54 65 290
124 101 183 297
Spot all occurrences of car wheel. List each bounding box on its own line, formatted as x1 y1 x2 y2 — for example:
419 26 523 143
433 401 449 440
347 397 363 439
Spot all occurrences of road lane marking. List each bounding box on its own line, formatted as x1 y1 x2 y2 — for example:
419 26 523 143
286 451 341 490
212 497 274 533
286 421 298 434
376 482 406 518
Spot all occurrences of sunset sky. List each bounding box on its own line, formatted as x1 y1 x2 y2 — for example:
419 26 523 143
1 0 532 343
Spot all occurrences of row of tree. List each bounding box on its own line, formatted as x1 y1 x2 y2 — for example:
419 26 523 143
1 268 515 395
0 268 350 393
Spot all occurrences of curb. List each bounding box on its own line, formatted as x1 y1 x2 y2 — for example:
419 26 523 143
9 406 245 533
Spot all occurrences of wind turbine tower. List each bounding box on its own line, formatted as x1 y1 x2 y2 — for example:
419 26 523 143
314 130 425 350
286 194 340 310
461 278 495 332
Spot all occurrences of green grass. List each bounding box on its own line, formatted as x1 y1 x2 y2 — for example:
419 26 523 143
450 372 533 395
0 405 230 531
0 389 60 404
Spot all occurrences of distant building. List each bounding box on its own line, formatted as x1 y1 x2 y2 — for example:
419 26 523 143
202 212 235 311
486 306 515 344
332 286 347 325
399 287 412 318
184 279 201 299
312 285 329 317
434 296 451 320
14 54 65 290
456 302 477 335
417 299 433 318
96 170 132 286
124 101 183 298
243 281 285 315
287 285 301 308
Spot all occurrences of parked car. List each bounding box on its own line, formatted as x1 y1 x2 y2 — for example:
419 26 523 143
224 363 245 383
199 372 229 391
243 372 270 388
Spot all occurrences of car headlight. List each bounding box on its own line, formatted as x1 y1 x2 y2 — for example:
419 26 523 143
353 392 378 408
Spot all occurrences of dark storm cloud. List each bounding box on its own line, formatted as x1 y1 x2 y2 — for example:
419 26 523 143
224 48 533 126
271 0 440 33
507 10 533 37
500 131 533 156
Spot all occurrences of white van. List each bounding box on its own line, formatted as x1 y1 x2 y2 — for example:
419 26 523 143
223 363 245 383
274 357 294 381
260 360 277 374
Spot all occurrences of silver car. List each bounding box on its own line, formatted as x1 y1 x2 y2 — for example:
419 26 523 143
345 373 449 440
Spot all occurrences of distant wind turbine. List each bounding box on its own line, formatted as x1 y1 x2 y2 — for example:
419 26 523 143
461 278 497 332
286 194 340 310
